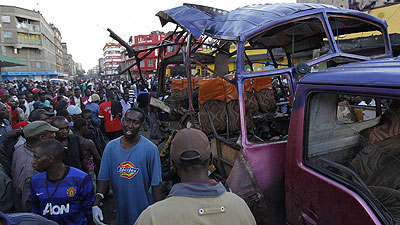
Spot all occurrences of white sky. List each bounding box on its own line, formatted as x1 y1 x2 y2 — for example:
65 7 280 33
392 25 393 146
1 0 295 71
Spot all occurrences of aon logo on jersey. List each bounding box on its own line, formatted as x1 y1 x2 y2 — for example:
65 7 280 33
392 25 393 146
43 203 70 215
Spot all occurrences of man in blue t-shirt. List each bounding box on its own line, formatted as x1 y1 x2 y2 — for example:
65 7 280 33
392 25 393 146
30 139 95 225
93 107 162 225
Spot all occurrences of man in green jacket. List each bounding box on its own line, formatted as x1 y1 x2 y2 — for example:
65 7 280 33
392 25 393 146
135 128 256 225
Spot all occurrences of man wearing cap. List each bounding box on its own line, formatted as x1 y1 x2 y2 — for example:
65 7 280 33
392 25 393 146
52 88 69 108
135 128 256 225
67 105 82 121
55 99 69 112
28 109 54 123
93 108 162 225
11 121 58 212
31 88 40 95
70 87 83 109
85 94 101 125
36 90 51 108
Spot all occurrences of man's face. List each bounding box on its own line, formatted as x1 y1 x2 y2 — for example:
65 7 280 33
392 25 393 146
41 131 56 140
32 148 51 172
123 93 129 102
39 94 46 101
0 103 10 120
122 111 143 139
9 88 17 96
53 120 70 140
74 90 81 98
18 95 26 104
80 124 88 136
85 89 91 97
26 94 33 102
6 98 17 109
82 112 93 125
37 114 52 123
72 114 81 121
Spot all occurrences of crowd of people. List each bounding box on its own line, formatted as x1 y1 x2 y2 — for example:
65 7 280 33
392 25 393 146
0 77 256 225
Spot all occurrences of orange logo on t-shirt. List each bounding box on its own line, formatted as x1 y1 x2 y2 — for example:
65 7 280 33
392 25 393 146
117 161 139 179
66 187 77 197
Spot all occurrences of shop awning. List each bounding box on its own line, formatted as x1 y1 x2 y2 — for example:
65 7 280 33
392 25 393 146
0 54 28 67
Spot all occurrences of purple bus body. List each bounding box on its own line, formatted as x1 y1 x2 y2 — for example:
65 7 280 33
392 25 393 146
228 6 396 224
155 3 399 224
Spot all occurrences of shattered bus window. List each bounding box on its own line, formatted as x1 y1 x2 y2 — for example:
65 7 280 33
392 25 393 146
307 93 400 223
328 16 386 57
245 75 291 143
246 17 330 71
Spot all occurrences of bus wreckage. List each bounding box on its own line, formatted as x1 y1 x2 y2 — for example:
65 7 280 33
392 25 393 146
109 3 400 224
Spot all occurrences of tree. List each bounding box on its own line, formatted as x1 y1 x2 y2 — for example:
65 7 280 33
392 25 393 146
76 69 86 77
117 64 121 74
151 30 166 34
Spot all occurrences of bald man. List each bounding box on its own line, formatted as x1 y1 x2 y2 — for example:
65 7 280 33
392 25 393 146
30 139 94 225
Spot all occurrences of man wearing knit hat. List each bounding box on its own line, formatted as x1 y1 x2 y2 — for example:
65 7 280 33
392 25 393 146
135 128 256 225
11 121 58 212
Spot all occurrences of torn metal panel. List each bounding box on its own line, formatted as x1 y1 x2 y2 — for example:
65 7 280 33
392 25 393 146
156 5 213 40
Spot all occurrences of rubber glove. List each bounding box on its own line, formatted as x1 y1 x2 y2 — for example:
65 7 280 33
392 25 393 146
92 206 106 225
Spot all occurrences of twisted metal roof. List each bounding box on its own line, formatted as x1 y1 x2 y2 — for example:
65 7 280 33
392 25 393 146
156 3 342 40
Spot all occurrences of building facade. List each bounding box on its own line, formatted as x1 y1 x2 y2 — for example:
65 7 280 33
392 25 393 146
50 23 63 74
87 65 99 76
61 42 76 77
121 33 182 78
98 57 104 75
0 5 63 81
103 42 122 75
74 62 82 72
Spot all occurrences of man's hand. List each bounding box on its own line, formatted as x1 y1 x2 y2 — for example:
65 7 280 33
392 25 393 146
5 128 22 139
152 184 163 202
92 206 106 225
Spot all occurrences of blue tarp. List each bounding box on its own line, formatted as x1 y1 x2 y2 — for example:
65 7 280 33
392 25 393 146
156 3 340 40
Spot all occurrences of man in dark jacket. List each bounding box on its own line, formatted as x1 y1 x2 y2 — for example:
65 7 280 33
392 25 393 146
82 109 106 157
136 88 149 131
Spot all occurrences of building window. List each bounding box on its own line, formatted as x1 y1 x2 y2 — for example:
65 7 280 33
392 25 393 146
2 31 12 39
167 46 174 52
35 49 41 55
140 61 145 67
148 59 154 67
1 16 11 23
36 62 41 68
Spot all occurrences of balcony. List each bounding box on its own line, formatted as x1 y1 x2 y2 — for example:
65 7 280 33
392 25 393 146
103 58 121 63
17 37 41 46
16 22 41 33
104 53 121 58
